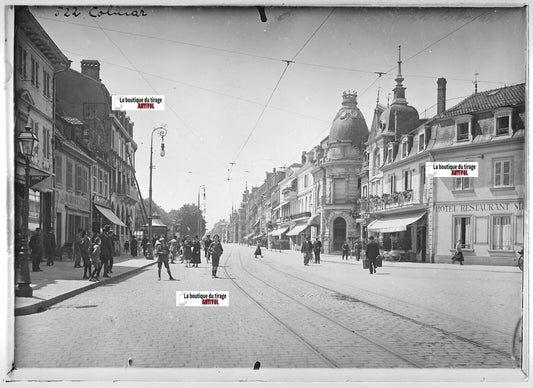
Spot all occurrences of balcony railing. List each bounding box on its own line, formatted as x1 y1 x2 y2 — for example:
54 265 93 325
290 211 311 220
357 190 424 212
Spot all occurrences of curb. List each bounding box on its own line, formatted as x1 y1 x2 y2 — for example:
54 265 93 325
15 260 157 316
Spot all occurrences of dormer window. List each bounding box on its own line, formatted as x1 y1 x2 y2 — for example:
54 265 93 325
387 145 394 164
455 115 473 142
418 132 425 152
401 139 409 159
494 108 513 136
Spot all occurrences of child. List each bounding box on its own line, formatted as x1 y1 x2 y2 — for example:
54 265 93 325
254 244 263 258
89 236 102 282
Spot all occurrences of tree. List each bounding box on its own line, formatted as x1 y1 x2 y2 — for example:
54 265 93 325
174 204 206 238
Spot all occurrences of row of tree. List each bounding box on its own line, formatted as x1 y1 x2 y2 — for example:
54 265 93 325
135 200 207 238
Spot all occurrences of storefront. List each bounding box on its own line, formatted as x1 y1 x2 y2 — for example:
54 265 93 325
268 226 289 250
286 222 310 251
367 210 427 262
433 200 524 265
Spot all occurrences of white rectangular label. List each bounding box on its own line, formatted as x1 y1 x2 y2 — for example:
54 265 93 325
112 95 165 111
176 291 229 307
425 162 478 177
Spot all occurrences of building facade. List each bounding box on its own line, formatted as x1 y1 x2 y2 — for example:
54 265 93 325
430 83 525 265
14 7 70 234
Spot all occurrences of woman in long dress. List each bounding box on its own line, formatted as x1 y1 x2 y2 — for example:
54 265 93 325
191 235 201 268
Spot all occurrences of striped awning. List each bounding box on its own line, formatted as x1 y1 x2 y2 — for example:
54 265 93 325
286 223 309 236
367 212 426 233
268 227 288 237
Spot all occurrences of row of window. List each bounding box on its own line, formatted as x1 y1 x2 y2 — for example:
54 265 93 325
25 119 51 159
16 44 52 98
55 156 89 195
370 110 515 174
454 214 518 251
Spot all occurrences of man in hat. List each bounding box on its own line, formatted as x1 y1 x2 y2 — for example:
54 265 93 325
366 236 380 275
155 236 175 281
29 228 43 272
301 236 313 266
208 234 223 278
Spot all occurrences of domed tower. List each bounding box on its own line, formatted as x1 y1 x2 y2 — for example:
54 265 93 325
316 90 369 254
378 46 420 137
329 90 369 146
326 91 369 161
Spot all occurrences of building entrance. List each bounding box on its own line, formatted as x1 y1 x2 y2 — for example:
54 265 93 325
332 217 346 251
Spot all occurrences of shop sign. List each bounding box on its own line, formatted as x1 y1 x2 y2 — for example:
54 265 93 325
436 201 523 213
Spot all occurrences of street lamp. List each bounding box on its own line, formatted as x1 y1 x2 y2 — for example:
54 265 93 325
147 126 167 259
16 124 39 297
197 185 206 237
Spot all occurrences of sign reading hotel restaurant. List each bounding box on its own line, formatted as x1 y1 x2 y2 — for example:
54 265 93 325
112 95 165 111
435 201 523 213
426 162 478 177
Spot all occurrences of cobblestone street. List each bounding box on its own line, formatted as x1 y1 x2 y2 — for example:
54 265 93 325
15 244 522 370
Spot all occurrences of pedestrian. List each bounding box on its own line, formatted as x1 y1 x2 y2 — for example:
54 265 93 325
342 240 350 260
80 230 92 279
73 229 83 267
155 237 175 281
89 235 102 282
183 236 193 268
124 239 130 254
29 227 43 272
301 236 313 266
313 237 322 264
130 235 138 257
98 225 113 278
366 236 380 275
43 227 56 266
204 235 213 263
354 239 362 261
254 244 263 258
452 240 464 265
169 235 179 264
208 234 224 278
191 235 201 268
141 235 148 257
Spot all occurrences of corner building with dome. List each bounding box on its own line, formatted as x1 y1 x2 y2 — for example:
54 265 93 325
310 90 369 253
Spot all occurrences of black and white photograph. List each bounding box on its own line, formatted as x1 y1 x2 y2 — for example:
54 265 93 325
3 2 529 385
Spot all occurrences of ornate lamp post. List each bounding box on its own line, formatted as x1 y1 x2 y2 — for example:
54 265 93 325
16 125 39 297
147 126 167 259
197 185 206 237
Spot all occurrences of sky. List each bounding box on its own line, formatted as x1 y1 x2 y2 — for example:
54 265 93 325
29 5 526 229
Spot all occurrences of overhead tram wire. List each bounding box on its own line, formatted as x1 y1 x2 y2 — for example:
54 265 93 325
40 11 510 86
358 9 495 99
231 8 336 165
91 19 202 144
61 48 332 126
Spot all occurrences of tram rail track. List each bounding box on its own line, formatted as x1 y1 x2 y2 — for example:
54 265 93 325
222 251 424 368
252 253 516 362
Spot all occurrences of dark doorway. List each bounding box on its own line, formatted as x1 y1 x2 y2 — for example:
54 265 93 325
333 217 346 251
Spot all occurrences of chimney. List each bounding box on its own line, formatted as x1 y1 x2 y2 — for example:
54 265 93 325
301 151 307 164
81 60 101 81
437 78 447 115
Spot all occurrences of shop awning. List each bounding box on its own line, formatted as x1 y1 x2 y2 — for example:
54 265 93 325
273 201 289 211
367 211 426 233
94 204 126 227
244 232 254 239
307 214 320 227
286 223 309 236
268 227 288 236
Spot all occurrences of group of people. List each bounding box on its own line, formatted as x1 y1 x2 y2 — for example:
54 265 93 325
77 225 115 281
25 227 57 272
150 234 224 280
299 235 381 274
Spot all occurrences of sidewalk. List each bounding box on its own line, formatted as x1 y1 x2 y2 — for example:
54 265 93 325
14 254 156 316
253 245 521 273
